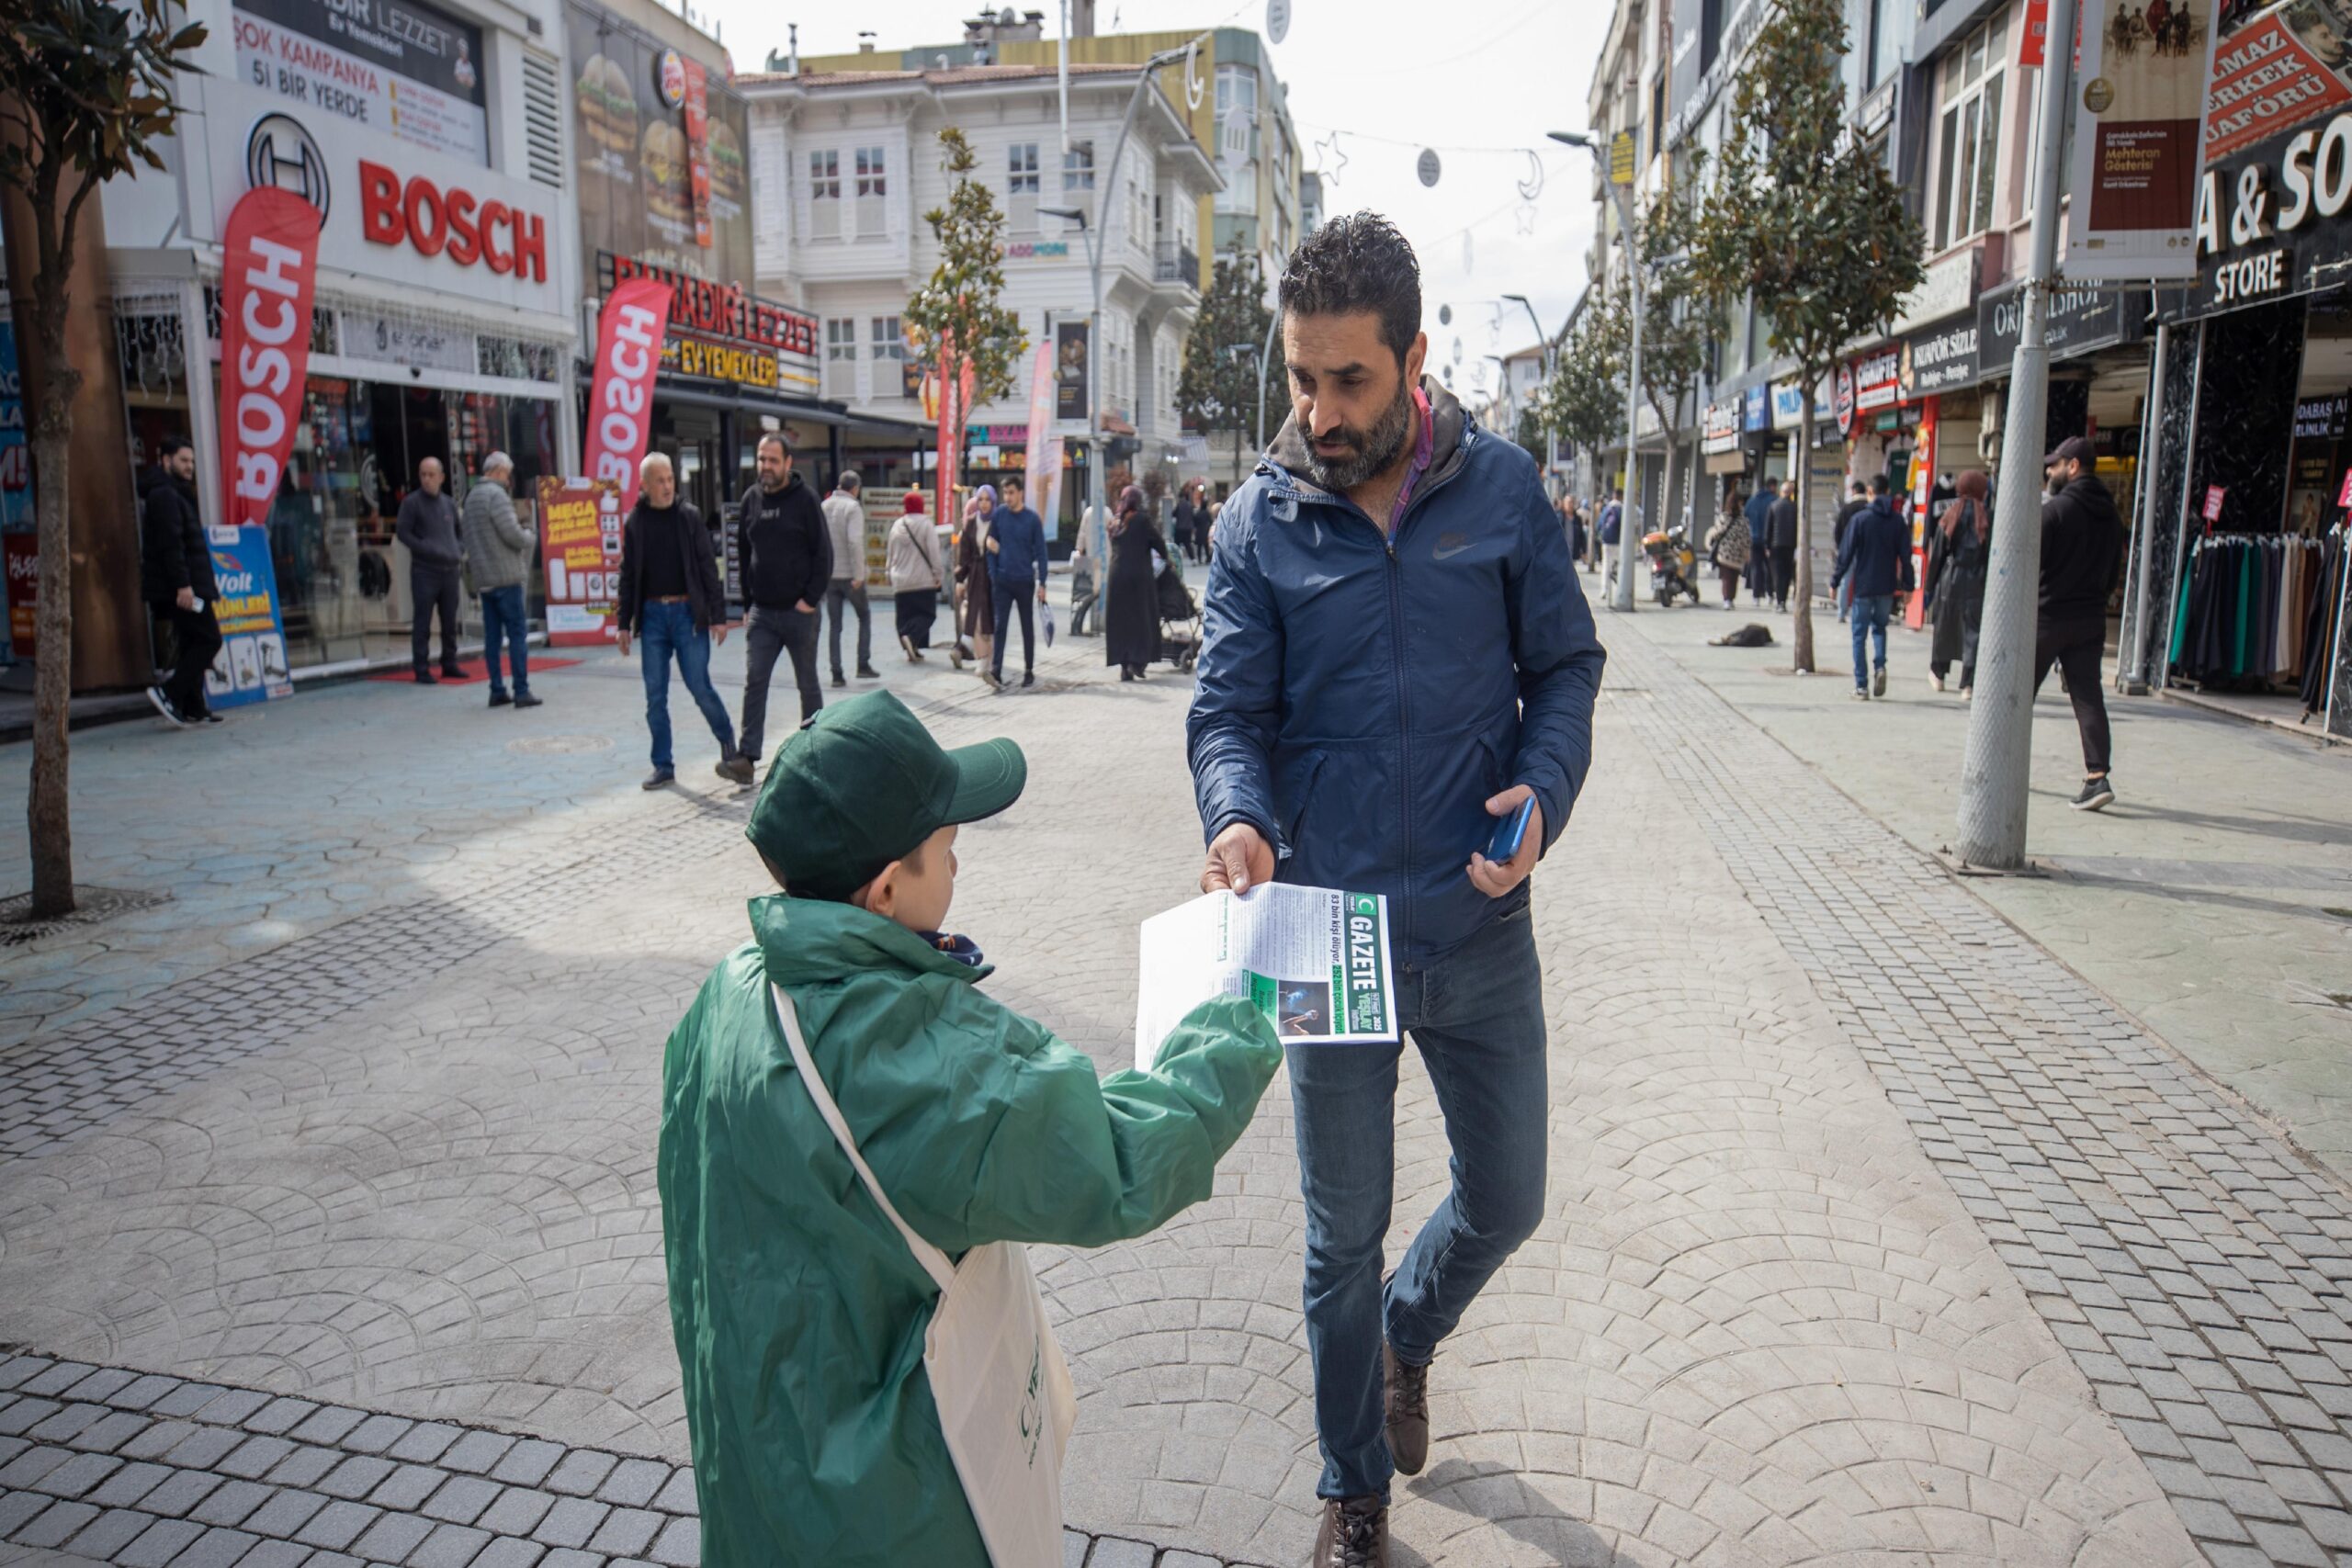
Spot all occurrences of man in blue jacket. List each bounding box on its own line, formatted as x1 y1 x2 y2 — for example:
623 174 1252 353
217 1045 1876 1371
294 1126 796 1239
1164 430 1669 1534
1831 476 1915 699
984 474 1049 690
1187 213 1606 1567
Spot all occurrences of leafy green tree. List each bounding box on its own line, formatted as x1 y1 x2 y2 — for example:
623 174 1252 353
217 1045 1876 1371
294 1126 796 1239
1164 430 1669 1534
0 0 205 917
905 128 1029 410
1178 246 1284 488
1536 299 1625 467
1624 158 1717 517
1692 0 1923 671
1512 403 1547 466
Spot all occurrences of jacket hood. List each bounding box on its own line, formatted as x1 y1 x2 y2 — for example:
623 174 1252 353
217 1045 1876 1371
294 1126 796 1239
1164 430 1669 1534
1264 373 1466 496
748 892 992 987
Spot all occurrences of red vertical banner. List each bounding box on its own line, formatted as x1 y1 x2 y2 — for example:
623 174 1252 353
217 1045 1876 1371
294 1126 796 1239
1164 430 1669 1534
2021 0 2049 66
218 187 322 531
1907 400 1938 630
682 58 715 251
584 277 673 517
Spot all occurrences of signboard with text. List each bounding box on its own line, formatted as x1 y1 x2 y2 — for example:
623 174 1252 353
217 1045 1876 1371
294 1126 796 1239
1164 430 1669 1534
204 525 295 709
602 253 819 396
2063 0 2220 279
232 0 489 165
1055 320 1091 423
538 477 624 644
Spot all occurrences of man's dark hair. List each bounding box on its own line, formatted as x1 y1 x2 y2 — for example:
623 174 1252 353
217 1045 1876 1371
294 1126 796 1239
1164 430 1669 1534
1278 212 1421 365
157 434 194 460
1003 473 1023 493
1850 479 1868 496
1869 475 1890 495
757 432 790 457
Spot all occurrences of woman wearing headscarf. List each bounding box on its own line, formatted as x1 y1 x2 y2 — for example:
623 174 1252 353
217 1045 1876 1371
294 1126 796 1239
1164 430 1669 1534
886 491 952 664
1926 467 1992 695
1103 482 1166 681
954 486 995 674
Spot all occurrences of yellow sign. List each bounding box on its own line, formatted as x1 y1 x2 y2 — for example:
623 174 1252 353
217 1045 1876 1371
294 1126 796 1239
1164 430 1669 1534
668 335 781 390
1609 130 1637 186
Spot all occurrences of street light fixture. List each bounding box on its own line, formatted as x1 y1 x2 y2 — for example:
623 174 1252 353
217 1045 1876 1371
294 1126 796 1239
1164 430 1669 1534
1501 292 1555 484
1551 128 1642 613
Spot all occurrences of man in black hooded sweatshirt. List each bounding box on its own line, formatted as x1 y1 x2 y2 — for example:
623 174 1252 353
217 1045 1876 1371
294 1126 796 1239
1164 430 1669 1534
140 436 221 726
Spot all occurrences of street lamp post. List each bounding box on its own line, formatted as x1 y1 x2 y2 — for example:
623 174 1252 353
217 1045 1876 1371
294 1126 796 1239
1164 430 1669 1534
1551 130 1641 613
1502 293 1555 488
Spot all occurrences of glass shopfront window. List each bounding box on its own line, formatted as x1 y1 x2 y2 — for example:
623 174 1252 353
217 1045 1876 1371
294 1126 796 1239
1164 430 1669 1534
254 374 560 670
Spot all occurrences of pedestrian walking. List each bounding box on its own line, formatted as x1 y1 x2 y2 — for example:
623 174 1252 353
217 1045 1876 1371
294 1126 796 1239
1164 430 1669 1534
1831 476 1913 699
821 469 878 686
139 435 221 727
616 450 753 790
1743 479 1778 604
886 491 946 660
460 452 541 710
1766 481 1800 611
983 474 1048 690
1170 480 1198 565
955 488 995 675
1596 487 1624 586
1702 491 1751 610
1103 483 1165 681
397 456 466 683
1190 214 1605 1568
658 690 1280 1568
1559 491 1588 567
1069 500 1102 639
1925 468 1992 695
2035 436 2122 810
735 434 831 765
1831 479 1869 623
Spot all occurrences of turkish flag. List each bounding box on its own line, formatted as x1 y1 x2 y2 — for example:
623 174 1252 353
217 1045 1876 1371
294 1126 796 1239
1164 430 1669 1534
218 187 322 530
584 277 674 516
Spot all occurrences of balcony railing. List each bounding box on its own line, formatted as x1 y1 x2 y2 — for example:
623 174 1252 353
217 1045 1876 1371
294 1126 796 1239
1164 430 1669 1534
1153 242 1201 290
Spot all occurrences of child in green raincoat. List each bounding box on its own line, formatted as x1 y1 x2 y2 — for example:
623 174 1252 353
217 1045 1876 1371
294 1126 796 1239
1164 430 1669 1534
658 689 1283 1567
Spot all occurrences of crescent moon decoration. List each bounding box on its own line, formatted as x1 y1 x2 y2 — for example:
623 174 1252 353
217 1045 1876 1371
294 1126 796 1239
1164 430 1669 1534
1517 150 1544 201
1184 43 1205 109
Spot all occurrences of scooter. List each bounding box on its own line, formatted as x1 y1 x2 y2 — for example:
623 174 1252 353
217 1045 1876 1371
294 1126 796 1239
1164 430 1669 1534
1644 525 1704 607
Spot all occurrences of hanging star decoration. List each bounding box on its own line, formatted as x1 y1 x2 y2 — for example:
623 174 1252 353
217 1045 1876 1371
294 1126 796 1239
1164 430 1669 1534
1313 131 1347 188
1515 202 1538 235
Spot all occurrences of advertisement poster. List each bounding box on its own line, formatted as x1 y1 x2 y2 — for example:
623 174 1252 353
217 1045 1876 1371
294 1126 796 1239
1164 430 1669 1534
1055 320 1090 423
205 525 295 710
538 477 624 644
4 534 34 660
584 276 673 515
2065 0 2221 277
566 1 751 286
231 0 489 165
2202 2 2352 163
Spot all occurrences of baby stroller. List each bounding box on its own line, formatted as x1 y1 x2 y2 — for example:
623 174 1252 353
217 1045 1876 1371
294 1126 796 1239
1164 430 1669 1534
1156 554 1203 671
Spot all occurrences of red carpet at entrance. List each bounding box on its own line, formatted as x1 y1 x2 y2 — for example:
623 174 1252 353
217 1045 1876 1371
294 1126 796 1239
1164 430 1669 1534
367 656 582 685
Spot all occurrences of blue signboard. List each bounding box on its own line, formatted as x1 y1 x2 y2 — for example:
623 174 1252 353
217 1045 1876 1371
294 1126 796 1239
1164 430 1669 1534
203 525 294 710
1742 386 1769 433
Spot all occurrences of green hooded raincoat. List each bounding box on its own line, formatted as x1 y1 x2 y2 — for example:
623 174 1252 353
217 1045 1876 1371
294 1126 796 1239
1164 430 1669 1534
659 895 1283 1567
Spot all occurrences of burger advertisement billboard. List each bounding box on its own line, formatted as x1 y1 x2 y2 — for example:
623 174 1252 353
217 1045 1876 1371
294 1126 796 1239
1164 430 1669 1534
565 1 752 291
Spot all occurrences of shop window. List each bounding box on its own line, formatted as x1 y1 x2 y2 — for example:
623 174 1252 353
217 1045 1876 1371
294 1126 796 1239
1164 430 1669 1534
809 149 842 240
825 317 858 400
855 145 888 237
870 316 909 400
1008 141 1040 231
1932 14 2006 253
1062 140 1095 224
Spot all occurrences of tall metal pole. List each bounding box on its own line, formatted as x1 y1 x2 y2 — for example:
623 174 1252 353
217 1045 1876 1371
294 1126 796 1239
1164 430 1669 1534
1953 0 2078 869
2120 316 2169 694
1612 183 1645 613
1256 303 1279 454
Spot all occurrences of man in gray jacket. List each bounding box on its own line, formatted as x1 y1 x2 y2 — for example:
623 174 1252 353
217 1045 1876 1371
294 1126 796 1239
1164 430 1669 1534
462 452 542 708
398 456 466 682
820 469 877 686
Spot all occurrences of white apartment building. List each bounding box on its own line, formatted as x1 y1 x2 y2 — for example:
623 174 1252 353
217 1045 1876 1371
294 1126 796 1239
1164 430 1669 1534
736 62 1218 519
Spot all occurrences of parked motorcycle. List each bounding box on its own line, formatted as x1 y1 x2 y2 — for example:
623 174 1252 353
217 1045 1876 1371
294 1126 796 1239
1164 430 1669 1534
1644 525 1703 607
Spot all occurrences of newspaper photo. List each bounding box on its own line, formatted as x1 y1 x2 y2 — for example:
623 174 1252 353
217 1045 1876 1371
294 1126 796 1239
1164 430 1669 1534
1135 884 1398 1070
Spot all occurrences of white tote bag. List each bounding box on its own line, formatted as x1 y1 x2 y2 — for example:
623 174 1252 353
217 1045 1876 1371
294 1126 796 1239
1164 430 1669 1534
772 986 1077 1567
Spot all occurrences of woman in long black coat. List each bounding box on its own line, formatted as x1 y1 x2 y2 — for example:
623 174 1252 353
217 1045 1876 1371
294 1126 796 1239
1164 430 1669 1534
1103 483 1166 680
1925 468 1992 695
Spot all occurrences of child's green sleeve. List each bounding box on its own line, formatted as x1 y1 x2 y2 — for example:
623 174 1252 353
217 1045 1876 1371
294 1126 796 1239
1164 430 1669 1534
956 994 1282 1250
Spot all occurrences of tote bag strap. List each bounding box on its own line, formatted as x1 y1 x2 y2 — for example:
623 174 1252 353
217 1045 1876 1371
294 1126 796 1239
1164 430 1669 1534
770 982 957 1294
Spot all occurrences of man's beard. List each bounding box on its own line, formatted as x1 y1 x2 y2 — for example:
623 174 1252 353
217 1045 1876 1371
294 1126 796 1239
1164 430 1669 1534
1303 378 1417 493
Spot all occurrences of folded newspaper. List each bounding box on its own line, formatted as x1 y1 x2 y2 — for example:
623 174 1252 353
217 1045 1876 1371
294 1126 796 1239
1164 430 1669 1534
1135 884 1398 1070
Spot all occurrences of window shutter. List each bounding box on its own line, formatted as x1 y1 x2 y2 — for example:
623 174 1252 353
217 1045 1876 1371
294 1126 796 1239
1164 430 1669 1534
521 50 563 189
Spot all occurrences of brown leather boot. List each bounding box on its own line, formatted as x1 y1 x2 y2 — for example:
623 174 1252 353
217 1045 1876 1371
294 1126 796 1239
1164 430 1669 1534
1384 1340 1430 1476
1312 1495 1389 1567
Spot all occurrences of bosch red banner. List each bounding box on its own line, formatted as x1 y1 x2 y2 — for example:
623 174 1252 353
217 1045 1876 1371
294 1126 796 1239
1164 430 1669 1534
584 277 673 517
219 186 322 531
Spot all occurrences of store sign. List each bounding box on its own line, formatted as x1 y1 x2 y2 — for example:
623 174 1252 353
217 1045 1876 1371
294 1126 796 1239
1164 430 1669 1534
219 186 322 532
1055 321 1091 423
1702 401 1741 455
602 254 818 394
2064 0 2221 279
2298 394 2348 438
1979 280 2139 365
0 322 29 538
231 0 489 166
357 160 548 278
1892 247 1978 335
1834 363 1856 435
538 477 625 643
340 308 472 371
2022 0 2050 68
1904 318 1981 396
1003 241 1072 259
204 527 294 709
2203 12 2352 164
1852 348 1903 413
1742 385 1768 433
584 277 673 514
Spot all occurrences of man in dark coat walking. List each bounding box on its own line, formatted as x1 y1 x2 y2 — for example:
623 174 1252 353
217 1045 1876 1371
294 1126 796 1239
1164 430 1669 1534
140 436 220 726
735 434 831 760
1744 478 1779 604
1831 479 1870 622
1765 482 1800 610
1832 477 1914 699
2035 436 2122 810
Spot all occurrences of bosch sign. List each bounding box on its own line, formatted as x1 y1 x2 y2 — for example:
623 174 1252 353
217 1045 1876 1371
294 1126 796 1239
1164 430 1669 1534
359 161 547 279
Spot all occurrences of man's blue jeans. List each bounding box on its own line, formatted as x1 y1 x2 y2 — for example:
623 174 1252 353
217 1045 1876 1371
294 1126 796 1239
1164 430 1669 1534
639 599 736 771
1286 904 1549 1502
1850 592 1894 688
480 584 530 698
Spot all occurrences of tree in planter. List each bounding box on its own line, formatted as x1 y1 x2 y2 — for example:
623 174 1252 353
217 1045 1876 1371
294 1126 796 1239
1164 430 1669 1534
0 0 206 918
905 128 1029 428
1177 247 1284 490
1691 0 1923 671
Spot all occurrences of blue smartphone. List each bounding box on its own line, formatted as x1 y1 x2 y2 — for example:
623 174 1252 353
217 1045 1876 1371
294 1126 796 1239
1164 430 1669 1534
1483 796 1535 863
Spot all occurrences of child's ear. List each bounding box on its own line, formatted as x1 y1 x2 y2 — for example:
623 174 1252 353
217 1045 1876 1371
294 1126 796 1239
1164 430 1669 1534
857 860 902 918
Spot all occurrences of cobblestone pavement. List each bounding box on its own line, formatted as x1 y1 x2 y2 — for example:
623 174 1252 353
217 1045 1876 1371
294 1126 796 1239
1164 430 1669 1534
0 605 2344 1564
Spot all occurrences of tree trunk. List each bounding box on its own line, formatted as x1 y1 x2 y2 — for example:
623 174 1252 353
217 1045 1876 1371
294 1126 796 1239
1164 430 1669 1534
28 301 78 918
1792 397 1815 673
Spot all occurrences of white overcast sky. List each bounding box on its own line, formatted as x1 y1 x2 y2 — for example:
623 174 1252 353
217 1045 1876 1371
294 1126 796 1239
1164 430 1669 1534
698 0 1611 396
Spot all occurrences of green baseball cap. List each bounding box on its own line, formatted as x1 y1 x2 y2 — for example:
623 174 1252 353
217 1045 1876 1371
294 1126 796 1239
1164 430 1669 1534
746 690 1026 899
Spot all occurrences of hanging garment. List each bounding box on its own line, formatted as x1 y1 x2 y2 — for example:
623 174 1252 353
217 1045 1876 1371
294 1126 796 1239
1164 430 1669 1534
2302 530 2346 713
